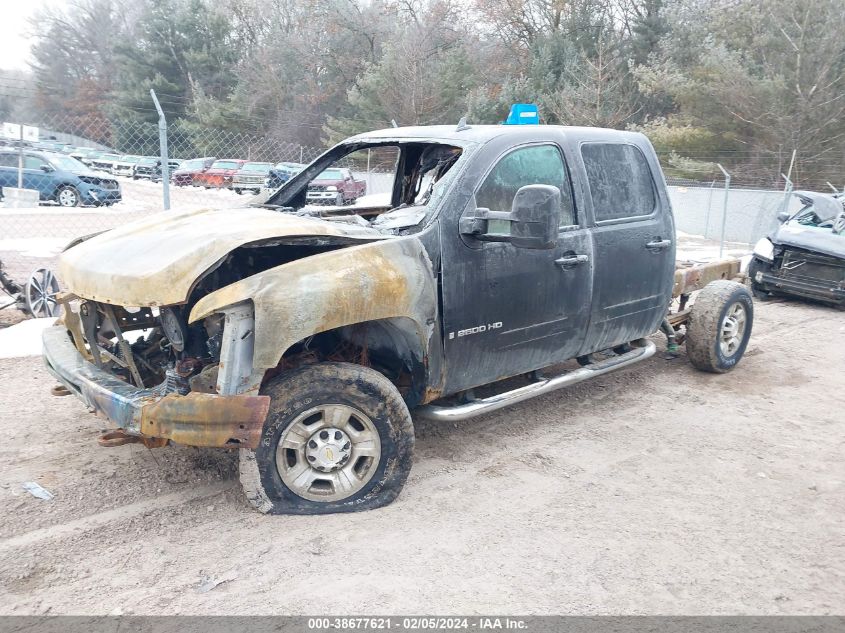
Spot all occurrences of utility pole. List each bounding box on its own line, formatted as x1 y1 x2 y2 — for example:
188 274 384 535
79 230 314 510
150 89 171 210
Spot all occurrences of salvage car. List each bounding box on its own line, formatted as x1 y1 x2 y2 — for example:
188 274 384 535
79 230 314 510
193 158 247 188
111 155 142 177
133 157 182 181
749 191 845 307
43 122 752 515
265 162 304 190
306 167 366 205
171 157 215 186
0 149 121 207
89 153 120 173
232 161 273 195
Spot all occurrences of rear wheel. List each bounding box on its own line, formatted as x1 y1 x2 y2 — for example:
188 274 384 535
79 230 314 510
240 362 414 514
56 185 81 207
686 280 753 373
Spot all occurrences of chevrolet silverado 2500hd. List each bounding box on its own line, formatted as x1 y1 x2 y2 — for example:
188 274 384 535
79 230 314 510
43 123 753 514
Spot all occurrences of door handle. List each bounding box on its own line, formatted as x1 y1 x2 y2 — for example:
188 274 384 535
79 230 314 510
645 239 672 251
555 254 589 267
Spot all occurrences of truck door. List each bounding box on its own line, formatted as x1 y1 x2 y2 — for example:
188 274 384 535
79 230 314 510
578 141 675 353
440 141 593 394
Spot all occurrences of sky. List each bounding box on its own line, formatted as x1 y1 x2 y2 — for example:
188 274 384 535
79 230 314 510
0 0 62 72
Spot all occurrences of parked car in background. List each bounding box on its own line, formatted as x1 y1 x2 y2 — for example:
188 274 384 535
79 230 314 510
0 149 121 207
132 157 183 181
193 159 246 188
132 157 162 181
265 162 304 189
77 150 106 167
306 167 366 205
70 148 100 163
749 190 845 307
90 153 120 173
111 155 142 177
231 162 273 194
171 157 216 186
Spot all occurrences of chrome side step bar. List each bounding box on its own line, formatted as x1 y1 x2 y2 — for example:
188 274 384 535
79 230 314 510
415 338 656 422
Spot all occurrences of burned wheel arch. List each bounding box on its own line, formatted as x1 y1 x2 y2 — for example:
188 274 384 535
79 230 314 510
188 237 440 402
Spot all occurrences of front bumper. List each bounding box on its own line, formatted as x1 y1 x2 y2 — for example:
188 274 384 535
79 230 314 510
82 187 122 205
42 325 270 448
754 268 845 304
307 190 341 204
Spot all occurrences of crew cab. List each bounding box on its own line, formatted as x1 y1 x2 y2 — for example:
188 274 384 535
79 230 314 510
306 167 366 205
43 123 752 516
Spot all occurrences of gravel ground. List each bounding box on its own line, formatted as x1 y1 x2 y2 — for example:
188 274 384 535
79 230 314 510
0 297 843 615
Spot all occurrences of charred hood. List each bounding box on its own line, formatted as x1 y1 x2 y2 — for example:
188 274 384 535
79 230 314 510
59 207 386 306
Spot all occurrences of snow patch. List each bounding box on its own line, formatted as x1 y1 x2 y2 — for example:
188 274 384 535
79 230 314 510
0 317 56 358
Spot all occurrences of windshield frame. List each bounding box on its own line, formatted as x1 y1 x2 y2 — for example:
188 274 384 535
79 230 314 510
260 137 477 234
210 160 241 170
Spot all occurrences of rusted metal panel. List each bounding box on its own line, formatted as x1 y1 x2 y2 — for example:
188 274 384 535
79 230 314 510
140 393 269 449
673 259 741 297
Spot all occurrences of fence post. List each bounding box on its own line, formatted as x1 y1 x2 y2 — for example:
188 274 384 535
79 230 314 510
17 124 23 189
150 89 171 210
717 164 731 258
778 173 793 217
704 179 716 239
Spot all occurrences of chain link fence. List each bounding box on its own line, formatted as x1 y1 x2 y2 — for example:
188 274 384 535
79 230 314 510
0 114 807 315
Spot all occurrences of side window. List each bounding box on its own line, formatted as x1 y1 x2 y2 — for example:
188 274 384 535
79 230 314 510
475 144 576 233
24 155 48 170
581 143 656 222
0 153 17 167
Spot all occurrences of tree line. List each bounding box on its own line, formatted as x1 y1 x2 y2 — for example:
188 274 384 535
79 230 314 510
11 0 845 187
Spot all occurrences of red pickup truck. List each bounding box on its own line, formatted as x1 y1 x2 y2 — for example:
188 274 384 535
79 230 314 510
305 167 366 205
193 159 247 189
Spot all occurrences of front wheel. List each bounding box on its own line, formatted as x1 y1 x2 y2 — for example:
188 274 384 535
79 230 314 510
56 185 81 207
240 362 414 514
686 280 753 373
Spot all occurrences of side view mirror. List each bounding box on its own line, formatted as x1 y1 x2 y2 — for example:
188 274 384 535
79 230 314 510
459 184 561 250
777 211 790 223
39 165 53 173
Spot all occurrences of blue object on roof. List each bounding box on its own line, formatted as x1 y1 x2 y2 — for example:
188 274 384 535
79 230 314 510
504 103 540 125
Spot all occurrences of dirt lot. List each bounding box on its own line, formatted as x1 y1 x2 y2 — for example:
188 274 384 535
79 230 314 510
0 297 843 615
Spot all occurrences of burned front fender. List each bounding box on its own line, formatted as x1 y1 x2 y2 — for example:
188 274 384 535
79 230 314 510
188 237 438 371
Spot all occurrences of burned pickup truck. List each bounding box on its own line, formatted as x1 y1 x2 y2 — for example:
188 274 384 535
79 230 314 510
749 190 845 307
43 122 753 515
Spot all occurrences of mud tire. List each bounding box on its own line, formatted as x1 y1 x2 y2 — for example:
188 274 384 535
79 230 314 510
239 362 414 515
686 280 753 373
